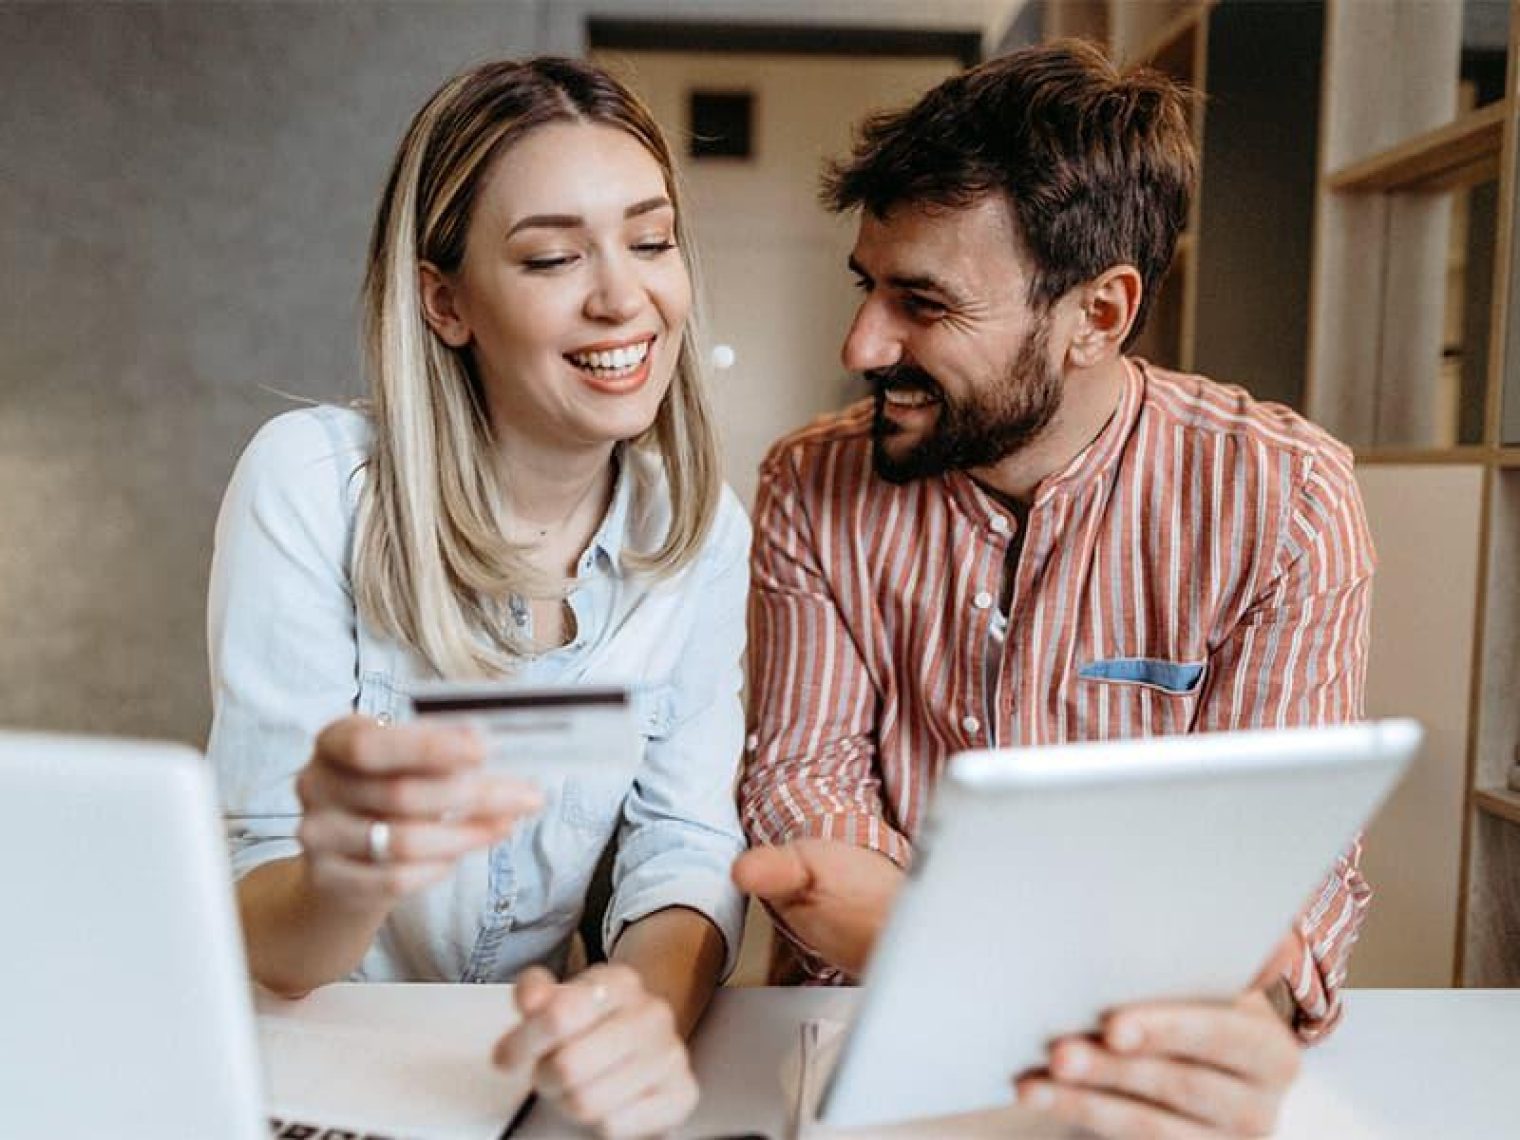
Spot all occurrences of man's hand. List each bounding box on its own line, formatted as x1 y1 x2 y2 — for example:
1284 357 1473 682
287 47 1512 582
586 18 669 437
731 839 904 976
1015 988 1302 1139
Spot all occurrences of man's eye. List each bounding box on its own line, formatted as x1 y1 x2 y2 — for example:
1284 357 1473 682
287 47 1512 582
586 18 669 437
903 294 947 317
850 277 872 294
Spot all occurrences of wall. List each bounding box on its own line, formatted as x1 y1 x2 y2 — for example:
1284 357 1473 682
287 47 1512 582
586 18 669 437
1352 465 1484 986
589 49 958 506
0 2 553 744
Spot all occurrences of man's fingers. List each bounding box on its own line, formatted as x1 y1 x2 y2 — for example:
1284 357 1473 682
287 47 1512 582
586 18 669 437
1017 1076 1217 1140
314 716 484 776
731 843 814 904
1102 999 1301 1086
1045 1037 1280 1136
1250 930 1303 991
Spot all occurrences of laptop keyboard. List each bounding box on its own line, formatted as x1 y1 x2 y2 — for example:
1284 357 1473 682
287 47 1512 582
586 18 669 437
269 1118 420 1140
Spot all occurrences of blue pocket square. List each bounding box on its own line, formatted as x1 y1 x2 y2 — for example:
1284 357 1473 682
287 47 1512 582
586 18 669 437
1078 657 1205 694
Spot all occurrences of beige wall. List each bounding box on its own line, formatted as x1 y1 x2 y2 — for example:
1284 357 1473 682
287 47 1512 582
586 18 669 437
591 50 958 505
1352 465 1485 986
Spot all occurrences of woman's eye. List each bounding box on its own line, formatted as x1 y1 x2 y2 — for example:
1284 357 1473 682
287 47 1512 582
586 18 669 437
632 238 677 256
522 254 578 272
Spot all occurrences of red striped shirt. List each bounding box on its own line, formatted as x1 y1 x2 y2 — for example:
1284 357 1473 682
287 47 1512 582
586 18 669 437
739 360 1375 1040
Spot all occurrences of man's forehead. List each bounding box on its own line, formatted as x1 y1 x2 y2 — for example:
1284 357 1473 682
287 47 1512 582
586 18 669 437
850 195 1024 281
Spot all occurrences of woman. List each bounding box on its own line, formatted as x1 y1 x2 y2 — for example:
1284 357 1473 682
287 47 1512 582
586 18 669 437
208 58 748 1138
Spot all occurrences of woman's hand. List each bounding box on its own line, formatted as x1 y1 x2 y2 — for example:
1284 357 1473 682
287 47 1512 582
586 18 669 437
493 964 699 1140
295 714 544 909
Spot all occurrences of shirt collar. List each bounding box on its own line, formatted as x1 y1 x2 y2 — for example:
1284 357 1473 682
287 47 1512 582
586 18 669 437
585 444 633 574
1031 356 1144 504
942 357 1144 525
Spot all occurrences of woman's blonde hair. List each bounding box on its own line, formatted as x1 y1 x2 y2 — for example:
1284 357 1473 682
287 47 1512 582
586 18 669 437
356 57 721 678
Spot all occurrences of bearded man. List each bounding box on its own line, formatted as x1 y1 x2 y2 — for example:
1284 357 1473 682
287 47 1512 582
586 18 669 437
734 40 1374 1140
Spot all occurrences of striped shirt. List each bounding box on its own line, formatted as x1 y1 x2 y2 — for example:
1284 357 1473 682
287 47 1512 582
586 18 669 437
738 360 1375 1040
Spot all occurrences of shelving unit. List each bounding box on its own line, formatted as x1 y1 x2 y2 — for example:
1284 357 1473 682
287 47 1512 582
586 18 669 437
1038 0 1519 988
1066 0 1326 411
1306 0 1519 987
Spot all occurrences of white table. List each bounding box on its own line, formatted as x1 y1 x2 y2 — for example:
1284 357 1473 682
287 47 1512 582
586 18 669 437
259 985 1517 1139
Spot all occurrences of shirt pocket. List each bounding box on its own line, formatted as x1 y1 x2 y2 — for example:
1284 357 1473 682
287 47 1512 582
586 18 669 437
1077 657 1206 696
560 682 677 836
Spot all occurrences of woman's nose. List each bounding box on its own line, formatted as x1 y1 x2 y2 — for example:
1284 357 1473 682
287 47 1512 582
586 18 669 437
585 253 643 324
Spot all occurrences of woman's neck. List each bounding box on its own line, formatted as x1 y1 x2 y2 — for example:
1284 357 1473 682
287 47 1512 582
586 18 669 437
491 430 618 585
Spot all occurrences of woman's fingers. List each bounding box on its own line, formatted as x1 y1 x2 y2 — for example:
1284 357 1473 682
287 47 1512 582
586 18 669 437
298 765 542 823
495 965 641 1071
293 718 545 907
300 849 458 901
313 716 482 776
493 966 696 1140
298 808 512 864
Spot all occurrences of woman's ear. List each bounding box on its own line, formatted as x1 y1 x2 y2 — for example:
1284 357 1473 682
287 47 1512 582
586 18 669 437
417 262 473 348
1067 265 1143 368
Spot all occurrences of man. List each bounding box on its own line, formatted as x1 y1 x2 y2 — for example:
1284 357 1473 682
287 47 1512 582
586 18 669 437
733 41 1374 1140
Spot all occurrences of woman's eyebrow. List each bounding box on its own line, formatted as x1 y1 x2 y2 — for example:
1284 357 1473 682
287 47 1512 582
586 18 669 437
506 196 673 239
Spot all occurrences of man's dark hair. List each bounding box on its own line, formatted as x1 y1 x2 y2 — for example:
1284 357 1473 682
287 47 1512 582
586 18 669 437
822 39 1196 350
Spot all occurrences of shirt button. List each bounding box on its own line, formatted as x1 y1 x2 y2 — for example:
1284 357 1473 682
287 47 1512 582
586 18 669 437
990 515 1011 535
972 591 994 610
374 712 393 727
962 715 981 735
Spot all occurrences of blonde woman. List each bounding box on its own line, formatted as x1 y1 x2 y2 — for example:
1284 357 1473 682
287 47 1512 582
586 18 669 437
208 58 747 1137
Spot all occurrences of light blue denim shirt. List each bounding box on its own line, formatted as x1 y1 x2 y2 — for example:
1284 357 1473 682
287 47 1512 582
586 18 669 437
207 406 749 981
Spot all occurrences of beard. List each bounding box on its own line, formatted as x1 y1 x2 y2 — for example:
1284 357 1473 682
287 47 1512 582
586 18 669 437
868 316 1062 485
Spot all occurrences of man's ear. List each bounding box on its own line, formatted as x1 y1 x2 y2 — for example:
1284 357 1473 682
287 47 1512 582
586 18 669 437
417 262 473 348
1067 265 1143 368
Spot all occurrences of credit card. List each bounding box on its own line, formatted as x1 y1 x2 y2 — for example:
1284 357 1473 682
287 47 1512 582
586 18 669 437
407 682 639 776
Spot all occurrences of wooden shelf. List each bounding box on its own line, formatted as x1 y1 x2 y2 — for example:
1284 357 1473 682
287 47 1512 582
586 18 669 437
1497 447 1520 467
1326 102 1507 195
1126 3 1207 70
1474 787 1520 827
1353 446 1490 466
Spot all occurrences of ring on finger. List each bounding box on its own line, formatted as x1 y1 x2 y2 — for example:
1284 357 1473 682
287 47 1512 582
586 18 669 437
367 819 392 864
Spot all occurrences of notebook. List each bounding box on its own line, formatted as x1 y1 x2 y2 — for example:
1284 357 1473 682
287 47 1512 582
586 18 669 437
818 719 1421 1129
0 730 529 1139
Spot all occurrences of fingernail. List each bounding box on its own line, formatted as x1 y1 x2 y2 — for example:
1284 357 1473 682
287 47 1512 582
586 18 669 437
1109 1020 1143 1051
1020 1082 1054 1109
1057 1045 1089 1078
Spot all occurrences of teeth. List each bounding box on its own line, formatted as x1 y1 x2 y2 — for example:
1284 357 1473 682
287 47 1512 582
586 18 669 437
569 340 652 373
883 387 935 407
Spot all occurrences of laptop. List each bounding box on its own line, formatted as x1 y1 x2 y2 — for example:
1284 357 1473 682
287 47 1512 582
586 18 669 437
0 730 527 1140
817 719 1421 1129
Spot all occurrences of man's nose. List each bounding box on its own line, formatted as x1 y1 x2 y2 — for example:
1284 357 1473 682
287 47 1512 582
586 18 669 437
840 298 903 373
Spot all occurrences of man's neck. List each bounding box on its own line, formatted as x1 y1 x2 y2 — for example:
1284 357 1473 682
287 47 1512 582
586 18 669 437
968 357 1127 506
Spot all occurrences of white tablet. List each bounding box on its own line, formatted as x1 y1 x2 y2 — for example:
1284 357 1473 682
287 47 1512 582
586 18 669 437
818 719 1421 1129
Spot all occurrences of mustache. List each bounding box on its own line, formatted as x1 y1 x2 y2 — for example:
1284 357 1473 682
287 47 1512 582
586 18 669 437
865 363 941 399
